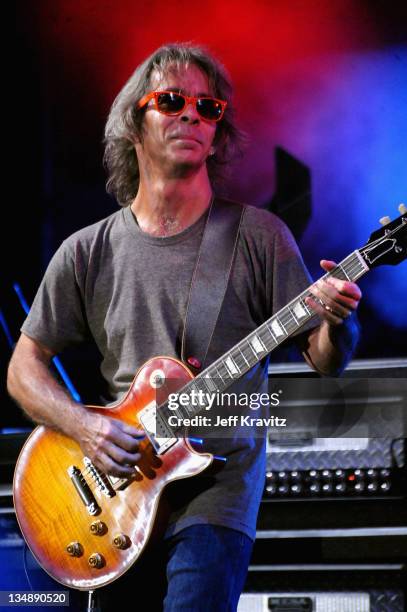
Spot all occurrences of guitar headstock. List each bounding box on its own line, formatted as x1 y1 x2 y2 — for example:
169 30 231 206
359 204 407 269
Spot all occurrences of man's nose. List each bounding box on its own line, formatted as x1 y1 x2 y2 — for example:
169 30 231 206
180 100 200 123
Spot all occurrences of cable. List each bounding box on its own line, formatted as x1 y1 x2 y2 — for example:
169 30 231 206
22 541 34 591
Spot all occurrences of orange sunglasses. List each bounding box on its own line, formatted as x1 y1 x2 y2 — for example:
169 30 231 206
137 91 227 122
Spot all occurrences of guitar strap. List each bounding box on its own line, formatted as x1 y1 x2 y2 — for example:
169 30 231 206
181 196 245 371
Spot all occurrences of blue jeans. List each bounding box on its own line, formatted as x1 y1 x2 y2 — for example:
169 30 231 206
100 524 253 611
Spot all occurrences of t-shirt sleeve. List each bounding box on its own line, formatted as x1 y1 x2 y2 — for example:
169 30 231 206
20 240 88 354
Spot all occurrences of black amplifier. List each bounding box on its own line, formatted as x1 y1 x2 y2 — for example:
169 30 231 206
264 466 405 499
265 358 406 500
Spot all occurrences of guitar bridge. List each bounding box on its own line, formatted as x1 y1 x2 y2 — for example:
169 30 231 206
83 457 116 498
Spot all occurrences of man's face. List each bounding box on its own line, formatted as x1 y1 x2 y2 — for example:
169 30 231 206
136 64 218 177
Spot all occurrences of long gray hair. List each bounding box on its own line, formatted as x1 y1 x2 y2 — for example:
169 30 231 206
104 43 245 207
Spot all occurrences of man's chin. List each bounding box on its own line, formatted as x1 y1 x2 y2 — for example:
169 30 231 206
169 154 207 177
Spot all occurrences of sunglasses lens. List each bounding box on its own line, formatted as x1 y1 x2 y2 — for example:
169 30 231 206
156 92 185 114
197 98 223 121
153 92 224 121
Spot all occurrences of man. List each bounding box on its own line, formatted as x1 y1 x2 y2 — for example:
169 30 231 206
7 43 361 611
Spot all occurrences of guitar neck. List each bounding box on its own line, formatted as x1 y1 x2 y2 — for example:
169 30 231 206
159 249 370 430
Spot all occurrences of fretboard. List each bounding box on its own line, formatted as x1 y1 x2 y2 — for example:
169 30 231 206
158 249 369 435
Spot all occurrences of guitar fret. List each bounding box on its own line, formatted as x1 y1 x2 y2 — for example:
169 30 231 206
339 263 350 280
346 264 364 281
214 364 225 384
192 379 202 394
238 341 253 361
330 268 346 281
247 340 259 358
280 310 297 332
340 268 354 281
164 401 190 421
339 257 358 281
195 378 210 396
241 340 258 364
355 263 365 276
225 354 240 377
279 310 290 325
237 345 250 367
271 318 285 338
293 299 309 320
217 362 230 384
331 256 359 282
265 321 278 343
348 263 362 276
202 372 218 392
231 349 247 372
187 380 200 397
198 376 210 393
300 297 312 315
288 305 299 325
250 333 267 355
258 327 273 350
237 345 251 367
343 255 357 267
345 252 368 280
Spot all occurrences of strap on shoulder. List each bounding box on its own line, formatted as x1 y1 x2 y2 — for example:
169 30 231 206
181 196 245 371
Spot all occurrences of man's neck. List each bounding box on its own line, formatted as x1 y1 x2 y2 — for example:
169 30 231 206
131 173 213 237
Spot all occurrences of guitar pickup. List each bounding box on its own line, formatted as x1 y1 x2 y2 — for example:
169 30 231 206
107 471 139 491
139 400 177 455
68 466 101 516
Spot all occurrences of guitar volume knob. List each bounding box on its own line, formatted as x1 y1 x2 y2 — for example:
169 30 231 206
88 553 105 569
90 520 107 535
66 542 83 557
113 533 131 550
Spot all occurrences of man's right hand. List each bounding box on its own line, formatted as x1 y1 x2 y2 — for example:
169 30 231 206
8 334 146 479
78 411 146 478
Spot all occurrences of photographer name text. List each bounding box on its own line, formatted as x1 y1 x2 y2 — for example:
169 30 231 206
167 414 286 427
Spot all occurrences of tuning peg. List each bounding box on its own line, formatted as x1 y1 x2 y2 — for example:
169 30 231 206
398 203 407 214
379 216 391 226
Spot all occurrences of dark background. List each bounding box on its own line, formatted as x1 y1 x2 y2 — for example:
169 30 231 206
3 0 406 427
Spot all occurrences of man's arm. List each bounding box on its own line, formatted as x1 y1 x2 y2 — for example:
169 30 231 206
300 259 362 376
7 333 144 477
301 316 360 376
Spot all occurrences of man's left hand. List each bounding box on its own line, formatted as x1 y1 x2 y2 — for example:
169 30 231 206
306 259 362 326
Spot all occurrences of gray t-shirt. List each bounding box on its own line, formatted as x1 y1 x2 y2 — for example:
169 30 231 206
21 201 318 540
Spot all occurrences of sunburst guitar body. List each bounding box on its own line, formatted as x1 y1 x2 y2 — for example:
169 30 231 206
13 356 214 590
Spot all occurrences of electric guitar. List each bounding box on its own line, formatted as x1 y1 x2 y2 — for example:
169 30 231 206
13 207 407 590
